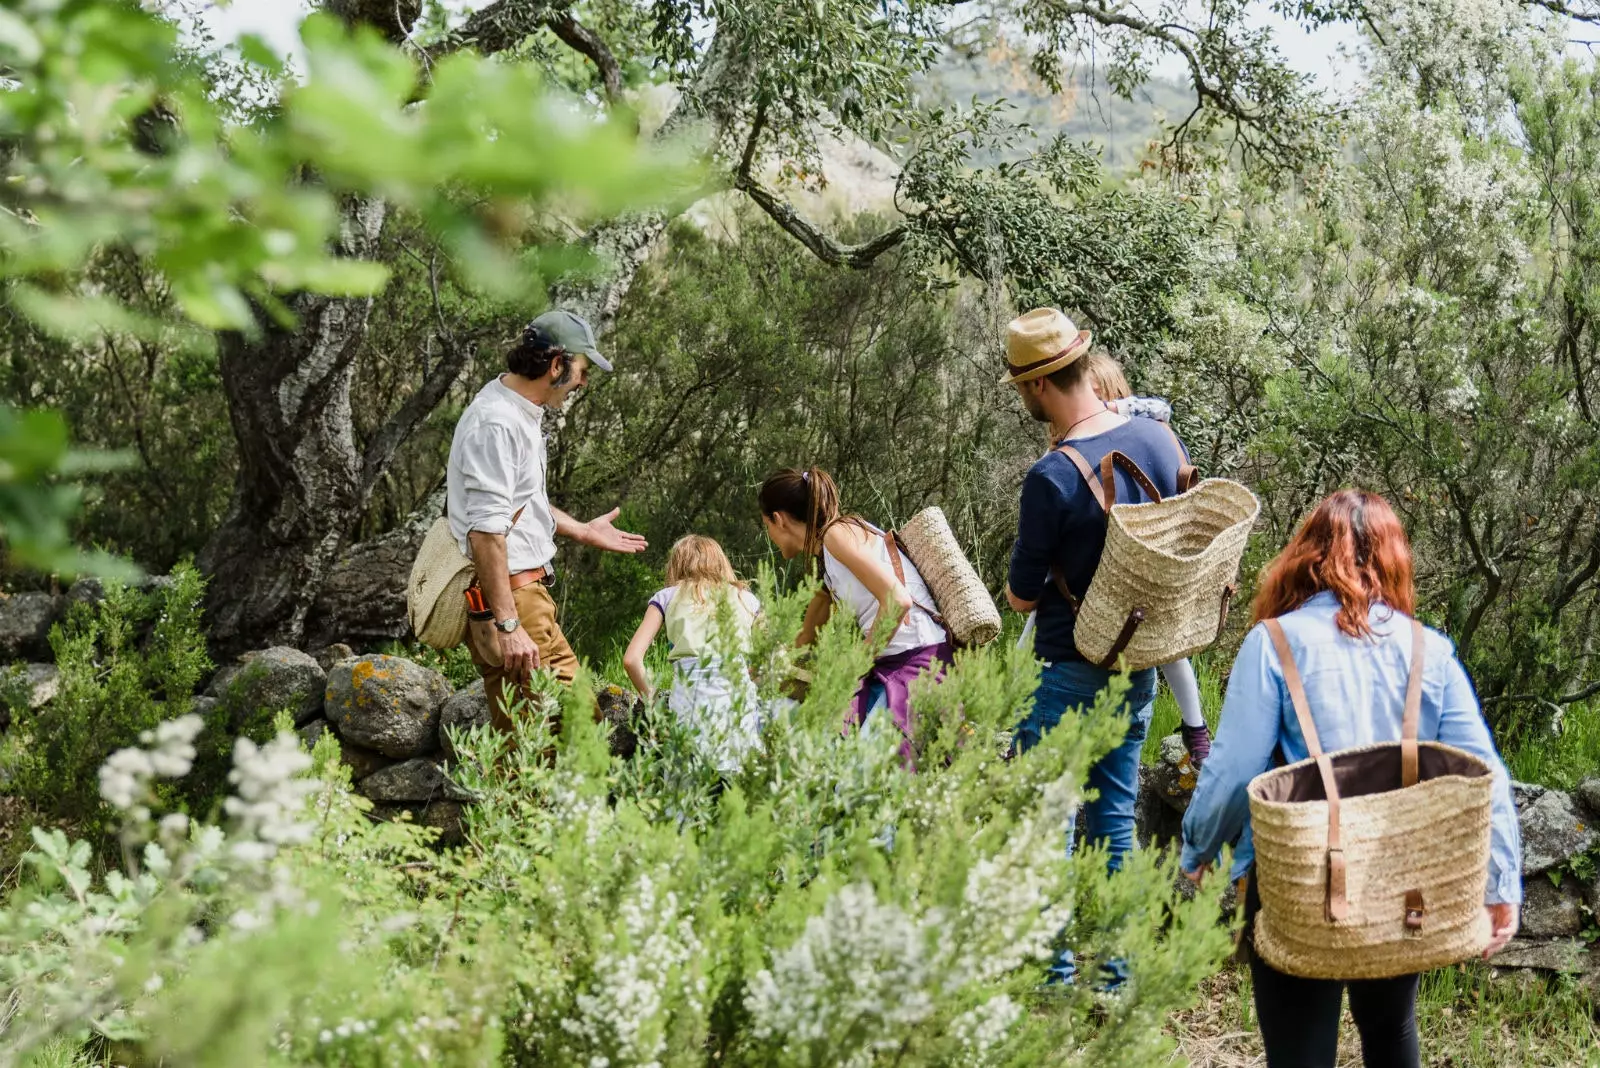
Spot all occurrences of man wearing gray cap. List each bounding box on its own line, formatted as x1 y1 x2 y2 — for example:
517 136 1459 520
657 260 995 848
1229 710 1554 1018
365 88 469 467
447 309 646 733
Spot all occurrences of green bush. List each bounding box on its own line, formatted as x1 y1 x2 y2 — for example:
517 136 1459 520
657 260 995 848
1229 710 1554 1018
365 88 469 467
1 566 212 830
0 566 1235 1067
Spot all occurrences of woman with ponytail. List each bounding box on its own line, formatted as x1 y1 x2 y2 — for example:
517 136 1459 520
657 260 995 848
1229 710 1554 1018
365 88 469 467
1180 490 1521 1068
757 467 952 758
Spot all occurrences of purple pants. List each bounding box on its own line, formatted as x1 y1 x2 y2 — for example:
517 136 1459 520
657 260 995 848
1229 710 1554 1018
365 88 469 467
844 641 954 765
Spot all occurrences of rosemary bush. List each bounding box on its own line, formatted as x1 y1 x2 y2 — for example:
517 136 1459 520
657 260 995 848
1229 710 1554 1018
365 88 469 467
0 573 1232 1067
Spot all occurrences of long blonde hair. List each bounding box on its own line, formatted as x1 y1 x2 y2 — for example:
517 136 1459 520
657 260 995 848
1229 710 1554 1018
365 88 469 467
1085 350 1132 401
665 535 747 603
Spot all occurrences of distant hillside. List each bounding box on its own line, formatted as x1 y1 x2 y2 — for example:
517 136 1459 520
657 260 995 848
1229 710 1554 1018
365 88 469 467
920 53 1195 171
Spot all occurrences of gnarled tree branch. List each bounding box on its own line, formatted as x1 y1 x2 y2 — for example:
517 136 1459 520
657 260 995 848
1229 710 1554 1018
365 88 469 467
547 12 624 102
732 109 907 270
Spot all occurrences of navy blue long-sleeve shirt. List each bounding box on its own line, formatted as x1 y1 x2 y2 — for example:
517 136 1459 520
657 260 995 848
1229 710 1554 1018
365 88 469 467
1008 417 1189 663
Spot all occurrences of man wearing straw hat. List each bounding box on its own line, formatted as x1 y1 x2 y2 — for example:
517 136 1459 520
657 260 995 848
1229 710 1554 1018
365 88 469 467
1001 307 1191 983
447 309 647 734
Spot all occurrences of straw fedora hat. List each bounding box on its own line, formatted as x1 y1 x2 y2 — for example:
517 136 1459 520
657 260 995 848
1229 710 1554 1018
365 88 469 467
1001 308 1092 384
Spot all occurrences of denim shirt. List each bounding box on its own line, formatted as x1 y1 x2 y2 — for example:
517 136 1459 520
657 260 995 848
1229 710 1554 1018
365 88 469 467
1180 592 1523 905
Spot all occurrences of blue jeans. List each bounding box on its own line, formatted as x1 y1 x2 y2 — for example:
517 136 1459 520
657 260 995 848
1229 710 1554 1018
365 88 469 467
1015 658 1157 873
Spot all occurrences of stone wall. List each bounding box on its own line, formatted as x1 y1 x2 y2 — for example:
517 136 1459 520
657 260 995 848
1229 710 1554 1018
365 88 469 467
1140 740 1600 991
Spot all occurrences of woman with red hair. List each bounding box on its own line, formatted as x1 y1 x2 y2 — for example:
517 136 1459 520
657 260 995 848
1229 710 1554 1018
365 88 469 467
1181 490 1522 1068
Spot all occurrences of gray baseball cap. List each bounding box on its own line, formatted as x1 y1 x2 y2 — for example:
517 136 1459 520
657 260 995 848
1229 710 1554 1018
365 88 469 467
522 309 612 372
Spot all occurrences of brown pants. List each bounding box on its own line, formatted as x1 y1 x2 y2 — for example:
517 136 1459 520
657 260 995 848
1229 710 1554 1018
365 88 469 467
467 580 580 735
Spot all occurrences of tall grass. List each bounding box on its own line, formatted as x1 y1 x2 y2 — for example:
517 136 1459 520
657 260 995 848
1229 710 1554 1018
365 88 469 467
1504 700 1600 789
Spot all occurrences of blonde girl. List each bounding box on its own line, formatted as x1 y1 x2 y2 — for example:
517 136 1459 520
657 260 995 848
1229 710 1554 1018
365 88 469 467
624 535 763 770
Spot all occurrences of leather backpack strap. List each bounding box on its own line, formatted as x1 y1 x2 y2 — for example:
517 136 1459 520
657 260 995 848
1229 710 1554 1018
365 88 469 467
1053 443 1108 512
1264 618 1349 922
883 530 943 623
1099 450 1164 510
1401 618 1425 788
1158 421 1200 493
1049 567 1080 613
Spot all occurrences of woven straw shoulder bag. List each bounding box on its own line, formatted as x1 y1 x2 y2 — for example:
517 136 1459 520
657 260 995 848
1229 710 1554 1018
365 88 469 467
1057 431 1259 671
406 507 523 650
891 507 1001 646
1247 617 1495 980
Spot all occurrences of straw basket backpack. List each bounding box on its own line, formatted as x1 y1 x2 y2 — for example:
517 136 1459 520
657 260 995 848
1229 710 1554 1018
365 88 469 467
407 507 522 649
1057 430 1260 671
884 507 1002 647
1247 617 1496 980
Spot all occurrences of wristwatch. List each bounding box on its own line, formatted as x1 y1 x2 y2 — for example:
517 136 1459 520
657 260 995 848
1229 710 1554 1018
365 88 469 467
494 617 521 634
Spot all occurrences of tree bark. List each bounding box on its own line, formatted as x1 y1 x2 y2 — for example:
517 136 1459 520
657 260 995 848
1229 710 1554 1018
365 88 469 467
196 0 534 654
199 198 389 654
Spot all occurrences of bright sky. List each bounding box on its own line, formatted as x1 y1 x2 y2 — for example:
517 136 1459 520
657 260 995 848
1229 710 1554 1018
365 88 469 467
202 0 1367 89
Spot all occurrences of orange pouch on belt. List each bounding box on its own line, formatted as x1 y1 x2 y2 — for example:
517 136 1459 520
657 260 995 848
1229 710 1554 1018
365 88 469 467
464 586 503 668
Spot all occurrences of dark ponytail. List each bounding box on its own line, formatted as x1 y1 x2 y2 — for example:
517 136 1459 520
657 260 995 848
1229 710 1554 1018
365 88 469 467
758 466 851 561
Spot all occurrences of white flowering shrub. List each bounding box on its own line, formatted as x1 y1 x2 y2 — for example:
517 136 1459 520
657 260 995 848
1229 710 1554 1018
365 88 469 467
0 571 1233 1067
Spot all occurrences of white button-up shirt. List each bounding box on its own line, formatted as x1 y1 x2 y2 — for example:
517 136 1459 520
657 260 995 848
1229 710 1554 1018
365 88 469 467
446 377 558 574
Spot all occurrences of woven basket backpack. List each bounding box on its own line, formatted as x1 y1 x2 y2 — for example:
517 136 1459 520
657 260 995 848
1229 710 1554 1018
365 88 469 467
1053 428 1259 671
1247 617 1495 980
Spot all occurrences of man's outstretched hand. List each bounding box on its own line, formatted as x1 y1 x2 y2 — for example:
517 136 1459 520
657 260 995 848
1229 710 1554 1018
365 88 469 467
584 508 648 554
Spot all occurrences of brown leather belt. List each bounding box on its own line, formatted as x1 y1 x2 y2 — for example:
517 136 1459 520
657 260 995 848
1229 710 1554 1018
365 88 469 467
507 567 550 591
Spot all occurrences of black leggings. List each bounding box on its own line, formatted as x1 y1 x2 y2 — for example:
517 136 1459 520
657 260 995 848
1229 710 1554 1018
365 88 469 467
1246 882 1421 1068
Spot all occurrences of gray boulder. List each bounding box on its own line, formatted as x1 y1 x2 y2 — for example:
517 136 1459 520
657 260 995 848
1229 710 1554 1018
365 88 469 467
369 798 466 847
313 643 356 673
1491 938 1589 973
439 680 491 760
2 663 59 711
357 758 473 803
208 647 327 726
325 654 450 758
0 592 63 660
1516 787 1598 875
1519 876 1586 938
339 741 394 781
1576 777 1600 820
297 718 331 750
65 577 106 607
1146 733 1199 814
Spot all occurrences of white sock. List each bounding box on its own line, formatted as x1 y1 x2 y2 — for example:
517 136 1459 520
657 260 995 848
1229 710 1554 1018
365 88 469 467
1161 658 1206 729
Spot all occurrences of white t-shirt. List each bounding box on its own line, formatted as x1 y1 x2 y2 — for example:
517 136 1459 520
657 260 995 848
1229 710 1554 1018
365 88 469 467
446 377 557 574
822 524 946 658
649 585 762 661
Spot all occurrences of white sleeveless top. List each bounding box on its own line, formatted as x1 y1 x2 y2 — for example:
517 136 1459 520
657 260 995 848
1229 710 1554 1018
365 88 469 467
822 523 946 658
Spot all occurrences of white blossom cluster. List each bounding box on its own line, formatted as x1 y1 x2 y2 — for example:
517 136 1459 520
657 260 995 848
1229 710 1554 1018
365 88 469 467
1368 0 1531 106
745 883 943 1056
945 821 1076 984
559 869 705 1068
224 733 318 863
98 714 203 818
950 995 1022 1066
1359 90 1536 317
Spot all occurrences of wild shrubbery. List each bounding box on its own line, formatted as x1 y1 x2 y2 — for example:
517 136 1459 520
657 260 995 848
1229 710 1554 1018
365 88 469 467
1 568 213 831
0 574 1234 1067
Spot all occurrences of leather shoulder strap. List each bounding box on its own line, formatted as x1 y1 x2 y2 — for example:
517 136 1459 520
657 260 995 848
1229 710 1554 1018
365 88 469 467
1053 443 1107 512
883 530 943 623
1264 617 1348 922
1401 618 1425 787
1099 450 1164 510
1159 421 1200 492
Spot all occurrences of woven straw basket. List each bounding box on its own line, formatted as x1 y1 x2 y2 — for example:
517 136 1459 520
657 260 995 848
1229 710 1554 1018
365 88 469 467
1074 474 1259 671
1247 619 1495 980
408 517 474 649
896 507 1001 646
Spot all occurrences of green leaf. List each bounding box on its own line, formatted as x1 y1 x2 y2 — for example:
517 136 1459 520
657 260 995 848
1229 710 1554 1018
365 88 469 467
0 10 42 65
